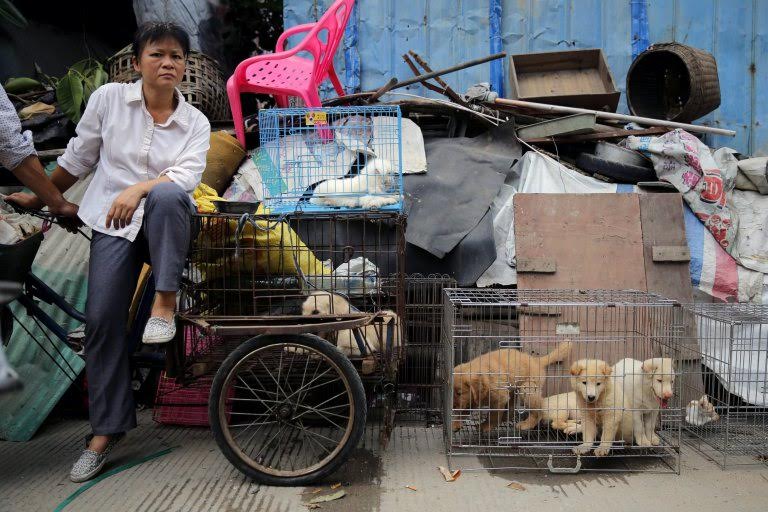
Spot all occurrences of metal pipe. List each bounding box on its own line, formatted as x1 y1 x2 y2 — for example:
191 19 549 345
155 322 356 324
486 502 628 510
493 98 736 137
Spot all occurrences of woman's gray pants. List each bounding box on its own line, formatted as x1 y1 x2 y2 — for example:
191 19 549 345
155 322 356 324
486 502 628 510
85 182 193 435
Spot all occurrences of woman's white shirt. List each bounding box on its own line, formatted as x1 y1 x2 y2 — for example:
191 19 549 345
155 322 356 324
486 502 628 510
58 80 210 241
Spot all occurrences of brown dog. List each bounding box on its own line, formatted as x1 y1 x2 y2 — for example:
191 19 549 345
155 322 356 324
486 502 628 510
451 341 572 433
569 359 619 457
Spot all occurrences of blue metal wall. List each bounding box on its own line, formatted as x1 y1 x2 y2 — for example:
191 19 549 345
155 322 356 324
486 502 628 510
284 0 766 155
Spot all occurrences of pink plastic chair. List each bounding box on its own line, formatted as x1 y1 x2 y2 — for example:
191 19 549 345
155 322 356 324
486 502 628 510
227 0 355 147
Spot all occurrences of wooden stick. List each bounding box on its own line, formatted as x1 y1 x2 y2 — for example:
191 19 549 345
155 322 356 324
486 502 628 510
392 52 506 91
401 54 444 94
407 51 469 106
367 77 398 103
494 98 736 137
326 53 506 105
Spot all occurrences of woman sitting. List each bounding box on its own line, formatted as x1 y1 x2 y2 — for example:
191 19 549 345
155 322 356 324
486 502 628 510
9 21 211 482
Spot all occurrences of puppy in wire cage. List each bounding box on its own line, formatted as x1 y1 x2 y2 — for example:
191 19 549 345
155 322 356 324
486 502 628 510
567 357 676 454
568 359 620 457
615 358 676 447
301 290 401 357
309 157 399 209
451 341 572 433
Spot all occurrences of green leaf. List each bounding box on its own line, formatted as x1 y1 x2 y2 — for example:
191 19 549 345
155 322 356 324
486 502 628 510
57 73 85 124
4 77 42 94
93 67 108 88
83 78 96 104
71 58 101 75
0 0 28 28
82 67 108 104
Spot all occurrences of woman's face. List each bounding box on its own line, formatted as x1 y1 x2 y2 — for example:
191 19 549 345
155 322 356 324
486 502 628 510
132 37 186 90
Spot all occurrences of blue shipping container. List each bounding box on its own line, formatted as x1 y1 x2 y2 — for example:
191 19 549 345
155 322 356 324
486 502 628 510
284 0 768 155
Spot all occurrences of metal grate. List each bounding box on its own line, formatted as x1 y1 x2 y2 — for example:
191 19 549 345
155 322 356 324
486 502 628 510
681 303 768 468
444 288 679 306
178 211 406 380
257 106 403 214
443 288 684 473
396 275 457 422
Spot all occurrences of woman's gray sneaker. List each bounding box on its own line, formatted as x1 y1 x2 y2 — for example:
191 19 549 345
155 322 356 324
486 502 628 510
69 435 123 483
142 316 176 344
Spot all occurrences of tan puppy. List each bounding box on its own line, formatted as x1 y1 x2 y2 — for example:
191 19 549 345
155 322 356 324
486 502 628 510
541 391 581 432
569 359 620 457
301 290 400 356
451 341 572 433
614 357 675 446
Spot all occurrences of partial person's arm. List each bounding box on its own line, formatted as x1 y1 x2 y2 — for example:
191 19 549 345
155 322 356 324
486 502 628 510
105 116 210 230
0 86 78 216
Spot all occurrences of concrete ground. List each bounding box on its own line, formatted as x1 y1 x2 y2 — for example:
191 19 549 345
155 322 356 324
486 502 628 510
1 410 767 512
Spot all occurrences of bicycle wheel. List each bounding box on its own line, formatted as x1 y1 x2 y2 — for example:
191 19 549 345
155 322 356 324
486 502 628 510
209 333 366 486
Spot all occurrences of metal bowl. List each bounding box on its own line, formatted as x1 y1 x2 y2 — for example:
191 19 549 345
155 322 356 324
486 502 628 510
594 141 653 169
212 200 261 215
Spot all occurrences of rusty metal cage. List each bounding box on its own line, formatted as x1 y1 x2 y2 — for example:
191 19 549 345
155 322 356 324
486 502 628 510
681 303 768 468
396 274 457 423
175 211 406 382
443 289 684 474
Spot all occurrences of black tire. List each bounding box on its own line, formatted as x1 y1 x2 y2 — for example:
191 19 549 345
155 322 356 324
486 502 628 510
576 153 657 184
209 333 366 486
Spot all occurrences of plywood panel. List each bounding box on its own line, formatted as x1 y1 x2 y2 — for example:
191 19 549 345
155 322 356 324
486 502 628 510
639 194 693 303
515 194 647 291
639 193 703 398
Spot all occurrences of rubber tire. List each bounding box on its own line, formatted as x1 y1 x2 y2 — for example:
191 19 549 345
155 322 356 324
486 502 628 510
576 153 657 184
209 333 367 486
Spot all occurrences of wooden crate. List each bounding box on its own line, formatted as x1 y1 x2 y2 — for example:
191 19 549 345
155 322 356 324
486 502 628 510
509 48 620 112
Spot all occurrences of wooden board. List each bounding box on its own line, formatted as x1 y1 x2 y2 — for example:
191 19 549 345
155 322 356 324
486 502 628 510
639 194 703 400
639 194 693 303
515 194 647 291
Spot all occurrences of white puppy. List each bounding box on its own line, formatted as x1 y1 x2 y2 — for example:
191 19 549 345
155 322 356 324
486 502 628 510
310 157 398 209
614 357 675 447
301 290 400 357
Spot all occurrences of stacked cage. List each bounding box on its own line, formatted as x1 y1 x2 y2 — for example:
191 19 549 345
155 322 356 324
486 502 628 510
681 303 768 468
443 289 684 473
257 106 403 214
167 106 406 482
397 274 458 422
180 211 406 378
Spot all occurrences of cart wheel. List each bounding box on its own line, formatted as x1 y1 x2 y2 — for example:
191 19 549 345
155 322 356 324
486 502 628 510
209 333 366 486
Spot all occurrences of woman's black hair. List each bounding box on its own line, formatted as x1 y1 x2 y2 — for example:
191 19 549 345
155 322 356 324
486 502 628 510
132 22 191 60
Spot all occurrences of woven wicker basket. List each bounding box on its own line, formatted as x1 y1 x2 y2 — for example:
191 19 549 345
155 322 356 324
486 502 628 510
108 45 230 121
626 42 721 123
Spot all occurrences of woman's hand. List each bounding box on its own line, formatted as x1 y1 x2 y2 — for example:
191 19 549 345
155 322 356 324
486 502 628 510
106 184 147 230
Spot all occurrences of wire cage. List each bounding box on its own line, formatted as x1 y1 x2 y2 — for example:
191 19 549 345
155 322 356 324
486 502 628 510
177 211 406 381
443 288 684 474
257 106 403 214
681 303 768 468
396 274 457 423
